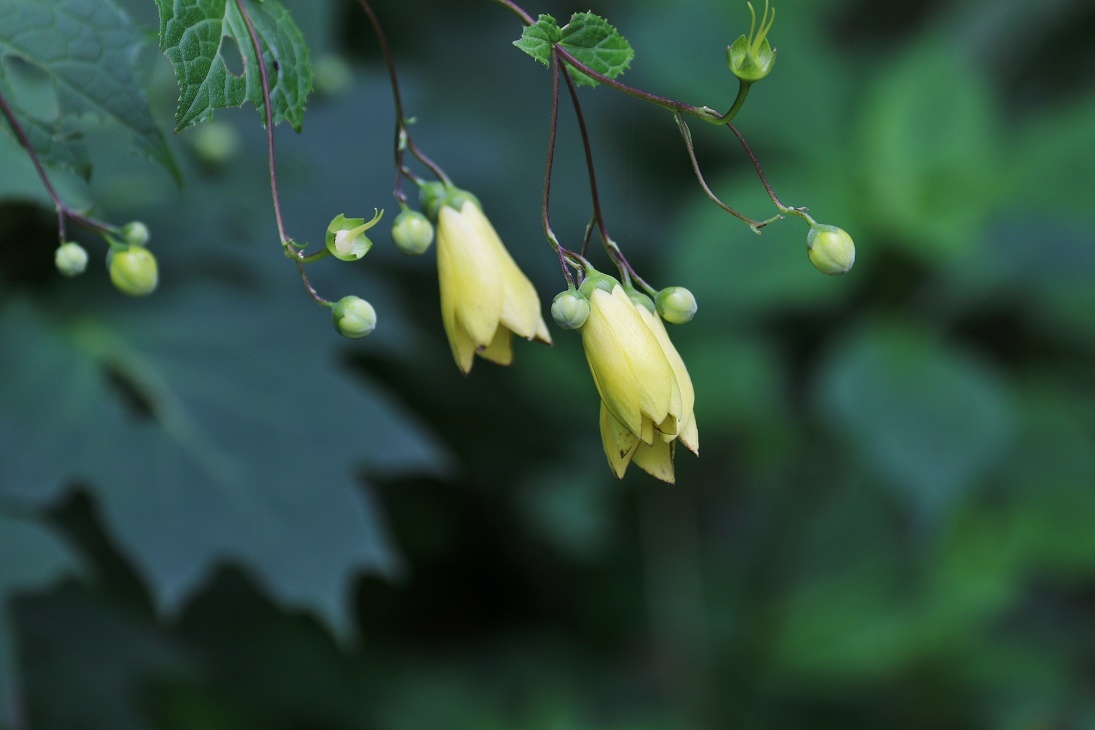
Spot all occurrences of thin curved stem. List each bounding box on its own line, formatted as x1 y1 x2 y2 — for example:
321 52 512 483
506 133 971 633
357 0 451 198
0 89 116 242
676 114 771 233
235 0 288 246
726 121 815 225
543 50 576 287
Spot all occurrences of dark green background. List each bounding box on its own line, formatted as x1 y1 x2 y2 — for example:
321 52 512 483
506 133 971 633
2 0 1095 727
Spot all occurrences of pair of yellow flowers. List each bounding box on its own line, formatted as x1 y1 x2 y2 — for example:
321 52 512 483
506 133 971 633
435 198 697 483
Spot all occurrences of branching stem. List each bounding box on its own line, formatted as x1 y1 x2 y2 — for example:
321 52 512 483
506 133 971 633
0 88 117 243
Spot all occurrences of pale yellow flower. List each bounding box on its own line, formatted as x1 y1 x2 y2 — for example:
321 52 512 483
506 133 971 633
580 276 698 483
436 199 551 374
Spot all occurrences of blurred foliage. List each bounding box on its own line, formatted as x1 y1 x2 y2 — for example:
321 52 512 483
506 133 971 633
2 0 1095 727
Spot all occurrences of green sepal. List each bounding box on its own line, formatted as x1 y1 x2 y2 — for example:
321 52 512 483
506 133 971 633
325 211 382 262
579 271 619 298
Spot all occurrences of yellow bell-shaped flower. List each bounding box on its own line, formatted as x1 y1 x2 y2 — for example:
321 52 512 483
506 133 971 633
580 274 698 483
436 196 551 374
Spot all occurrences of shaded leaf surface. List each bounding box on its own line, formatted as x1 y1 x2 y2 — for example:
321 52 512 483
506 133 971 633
0 514 81 728
0 0 178 180
155 0 313 131
0 287 443 635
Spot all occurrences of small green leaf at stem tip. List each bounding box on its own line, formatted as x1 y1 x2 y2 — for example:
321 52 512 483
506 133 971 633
514 12 634 88
513 14 562 67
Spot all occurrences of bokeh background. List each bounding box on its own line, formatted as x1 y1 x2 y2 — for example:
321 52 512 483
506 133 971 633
3 0 1095 727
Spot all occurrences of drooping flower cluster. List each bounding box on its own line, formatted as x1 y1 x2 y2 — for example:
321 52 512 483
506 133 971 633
577 272 698 483
432 191 552 374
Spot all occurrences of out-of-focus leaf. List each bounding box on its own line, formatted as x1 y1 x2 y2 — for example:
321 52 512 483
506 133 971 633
0 513 81 727
857 42 1002 260
815 323 1016 522
155 0 313 132
0 0 178 181
1008 96 1095 215
0 287 444 635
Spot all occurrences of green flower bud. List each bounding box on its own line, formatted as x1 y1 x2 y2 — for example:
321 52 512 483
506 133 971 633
191 121 240 165
332 295 377 339
551 289 590 329
727 0 777 82
108 246 158 296
120 221 150 247
54 242 88 277
807 224 855 276
579 270 620 298
391 210 435 255
420 182 448 222
313 55 353 97
655 286 698 324
326 210 383 261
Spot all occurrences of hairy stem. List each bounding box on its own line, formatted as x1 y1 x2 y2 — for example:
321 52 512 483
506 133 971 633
726 122 814 225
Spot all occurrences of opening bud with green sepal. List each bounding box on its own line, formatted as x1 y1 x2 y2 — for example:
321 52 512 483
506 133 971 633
108 246 158 296
391 209 435 255
551 289 590 330
655 286 698 324
55 242 88 277
806 223 855 276
728 0 777 83
120 221 150 247
326 210 383 261
332 296 377 339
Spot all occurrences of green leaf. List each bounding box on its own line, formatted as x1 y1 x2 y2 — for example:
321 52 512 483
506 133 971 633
0 287 444 636
155 0 313 132
814 323 1016 524
0 0 179 182
0 513 82 727
513 14 561 67
513 12 634 88
558 13 634 87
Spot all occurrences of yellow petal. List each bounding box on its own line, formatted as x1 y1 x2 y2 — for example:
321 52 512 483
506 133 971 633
437 226 478 373
581 286 678 439
637 305 697 453
632 438 676 484
437 205 503 347
600 402 639 479
461 202 551 344
478 325 513 365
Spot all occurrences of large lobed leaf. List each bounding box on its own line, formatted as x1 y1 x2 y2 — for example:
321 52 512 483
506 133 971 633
0 0 178 181
0 513 81 728
0 286 444 637
514 12 634 88
155 0 313 132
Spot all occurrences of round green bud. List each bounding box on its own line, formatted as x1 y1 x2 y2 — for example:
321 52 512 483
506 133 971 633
578 271 620 298
54 242 88 277
420 182 448 222
391 210 435 255
108 246 158 296
313 55 353 97
655 286 698 324
332 296 377 339
191 121 240 165
551 289 590 329
806 224 855 276
120 221 150 247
